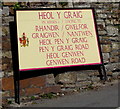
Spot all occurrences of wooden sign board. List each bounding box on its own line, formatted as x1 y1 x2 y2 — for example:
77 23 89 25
15 8 102 71
10 8 107 104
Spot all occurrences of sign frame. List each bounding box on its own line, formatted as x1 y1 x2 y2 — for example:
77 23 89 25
10 8 107 104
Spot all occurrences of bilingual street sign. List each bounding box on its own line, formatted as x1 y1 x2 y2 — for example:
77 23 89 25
16 9 102 71
10 8 107 104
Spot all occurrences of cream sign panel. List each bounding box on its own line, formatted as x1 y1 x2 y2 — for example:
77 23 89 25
16 9 102 71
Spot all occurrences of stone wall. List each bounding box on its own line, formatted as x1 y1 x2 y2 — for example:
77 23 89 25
1 1 120 104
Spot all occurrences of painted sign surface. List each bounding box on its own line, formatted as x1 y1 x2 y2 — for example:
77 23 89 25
16 9 102 71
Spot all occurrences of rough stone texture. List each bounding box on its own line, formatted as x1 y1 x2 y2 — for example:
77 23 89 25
112 42 120 50
106 26 118 36
101 45 112 53
25 88 41 96
20 76 46 89
55 72 77 84
2 77 14 91
76 81 92 88
105 63 120 72
3 2 17 6
110 56 119 63
46 74 55 85
102 53 110 63
42 85 61 94
2 7 9 16
76 73 88 82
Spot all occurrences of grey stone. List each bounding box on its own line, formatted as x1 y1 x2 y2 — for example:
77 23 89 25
2 16 14 26
105 63 120 72
101 44 112 53
0 72 3 78
97 14 107 19
110 56 119 63
107 15 112 19
112 42 120 50
2 7 9 16
77 73 87 82
0 9 2 17
74 4 90 8
55 72 77 84
91 77 100 82
113 3 119 8
46 74 55 85
76 81 92 88
102 53 110 63
98 31 107 35
112 72 120 79
7 72 13 77
2 91 10 97
68 0 73 8
110 37 120 42
3 51 12 58
111 51 120 56
63 84 76 88
96 9 103 13
106 26 119 36
97 19 104 22
2 26 9 36
105 19 112 24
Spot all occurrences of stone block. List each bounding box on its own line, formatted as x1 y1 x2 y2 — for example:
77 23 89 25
55 72 77 84
97 14 107 19
107 72 113 76
91 76 100 82
2 41 11 50
111 51 120 56
2 64 8 71
2 26 9 36
97 24 105 31
63 84 76 88
2 51 12 58
3 2 17 6
2 57 11 64
106 26 119 36
96 9 103 13
0 72 3 77
77 73 87 82
23 76 46 88
91 71 99 76
110 56 119 63
10 89 25 97
113 20 120 25
105 19 111 24
2 77 14 91
113 3 119 8
46 74 55 85
2 7 9 16
100 39 111 44
105 63 120 72
76 81 92 87
2 16 14 26
112 43 120 50
101 44 111 53
0 9 2 17
42 85 61 94
102 53 110 63
2 91 10 97
25 88 41 96
110 37 120 42
112 72 120 79
9 7 14 15
98 31 107 35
